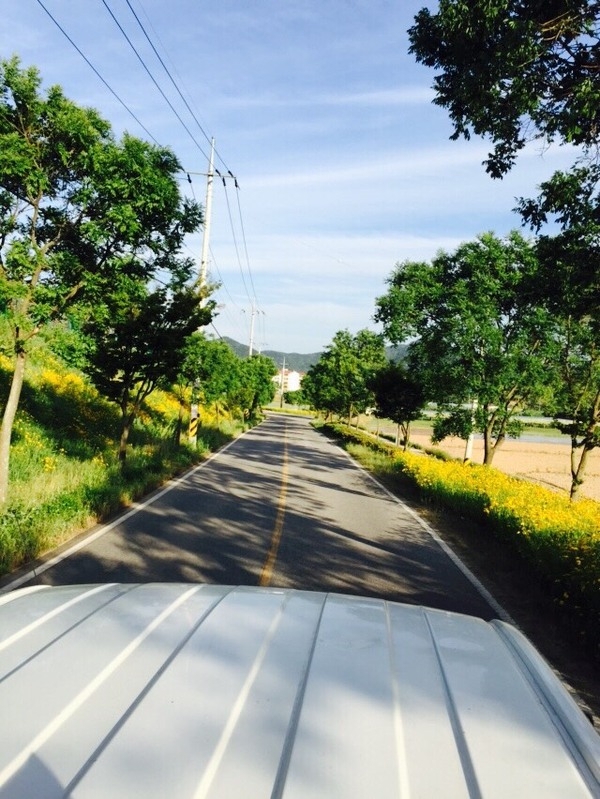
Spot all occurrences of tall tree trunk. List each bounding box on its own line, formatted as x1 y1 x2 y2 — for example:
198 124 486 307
403 422 410 452
0 350 27 504
483 426 494 465
118 411 135 463
570 440 593 500
570 391 600 499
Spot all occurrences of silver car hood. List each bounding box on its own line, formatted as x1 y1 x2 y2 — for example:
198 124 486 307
0 583 598 798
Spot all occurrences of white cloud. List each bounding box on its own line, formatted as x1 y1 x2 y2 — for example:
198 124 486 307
217 86 434 110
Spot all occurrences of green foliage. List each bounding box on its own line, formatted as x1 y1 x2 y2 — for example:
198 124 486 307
406 0 600 491
409 0 600 177
0 57 205 501
0 350 245 576
518 166 600 496
368 361 425 445
178 336 278 422
180 333 241 405
375 232 555 465
82 280 212 461
303 329 387 419
519 166 600 320
283 389 307 405
235 354 278 420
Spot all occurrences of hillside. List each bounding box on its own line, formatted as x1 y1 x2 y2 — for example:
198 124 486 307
222 337 408 371
222 338 321 372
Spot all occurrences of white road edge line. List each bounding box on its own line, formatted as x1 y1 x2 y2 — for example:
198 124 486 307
335 444 515 624
0 432 250 594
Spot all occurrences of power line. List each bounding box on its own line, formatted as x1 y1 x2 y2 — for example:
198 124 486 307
210 322 224 339
208 245 242 313
234 184 258 302
33 0 159 144
35 0 263 332
100 0 210 162
123 0 233 175
107 1 261 317
221 180 253 305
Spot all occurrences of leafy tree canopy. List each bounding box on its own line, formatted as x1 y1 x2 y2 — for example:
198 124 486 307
518 165 600 320
303 329 387 420
83 275 212 460
518 166 600 495
0 57 203 495
375 232 556 464
367 361 425 449
235 354 277 420
179 334 242 407
409 0 600 176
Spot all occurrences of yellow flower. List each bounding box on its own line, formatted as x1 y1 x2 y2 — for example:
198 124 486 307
42 456 57 472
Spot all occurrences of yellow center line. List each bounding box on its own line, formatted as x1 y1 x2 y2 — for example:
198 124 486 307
259 427 289 587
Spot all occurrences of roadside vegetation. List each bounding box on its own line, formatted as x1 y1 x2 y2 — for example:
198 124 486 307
0 336 276 577
0 58 277 577
321 422 600 662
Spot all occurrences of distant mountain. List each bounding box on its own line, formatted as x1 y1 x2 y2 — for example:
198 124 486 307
387 343 409 362
221 337 409 371
221 338 321 372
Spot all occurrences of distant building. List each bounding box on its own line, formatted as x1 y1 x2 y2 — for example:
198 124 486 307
273 369 303 393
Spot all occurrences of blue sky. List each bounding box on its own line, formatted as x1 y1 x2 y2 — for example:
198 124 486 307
3 0 577 354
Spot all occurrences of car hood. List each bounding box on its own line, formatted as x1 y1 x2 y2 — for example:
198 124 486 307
0 583 598 798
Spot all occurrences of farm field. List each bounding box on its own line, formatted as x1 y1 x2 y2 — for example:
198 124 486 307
365 419 600 502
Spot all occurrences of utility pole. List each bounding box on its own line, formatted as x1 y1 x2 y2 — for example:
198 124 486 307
248 301 256 356
199 138 215 296
189 140 214 445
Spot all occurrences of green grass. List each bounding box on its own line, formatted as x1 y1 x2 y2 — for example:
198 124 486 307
0 356 248 577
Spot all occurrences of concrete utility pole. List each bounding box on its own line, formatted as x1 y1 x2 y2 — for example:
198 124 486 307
199 138 215 296
248 301 257 356
189 141 214 446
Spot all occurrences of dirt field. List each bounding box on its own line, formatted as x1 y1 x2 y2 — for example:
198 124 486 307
395 424 600 502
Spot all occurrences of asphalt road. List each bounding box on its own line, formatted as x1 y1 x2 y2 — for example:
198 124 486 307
6 414 503 619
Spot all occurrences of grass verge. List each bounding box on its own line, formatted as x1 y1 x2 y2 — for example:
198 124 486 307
320 422 600 663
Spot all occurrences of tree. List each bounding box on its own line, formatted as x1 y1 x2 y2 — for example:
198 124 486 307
233 355 277 420
283 389 307 406
83 278 212 461
301 357 341 420
407 2 600 489
176 333 242 429
518 167 600 497
409 0 600 178
367 362 425 450
375 232 555 465
303 329 387 422
0 58 202 499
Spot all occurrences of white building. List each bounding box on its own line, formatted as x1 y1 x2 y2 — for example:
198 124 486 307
273 369 303 393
